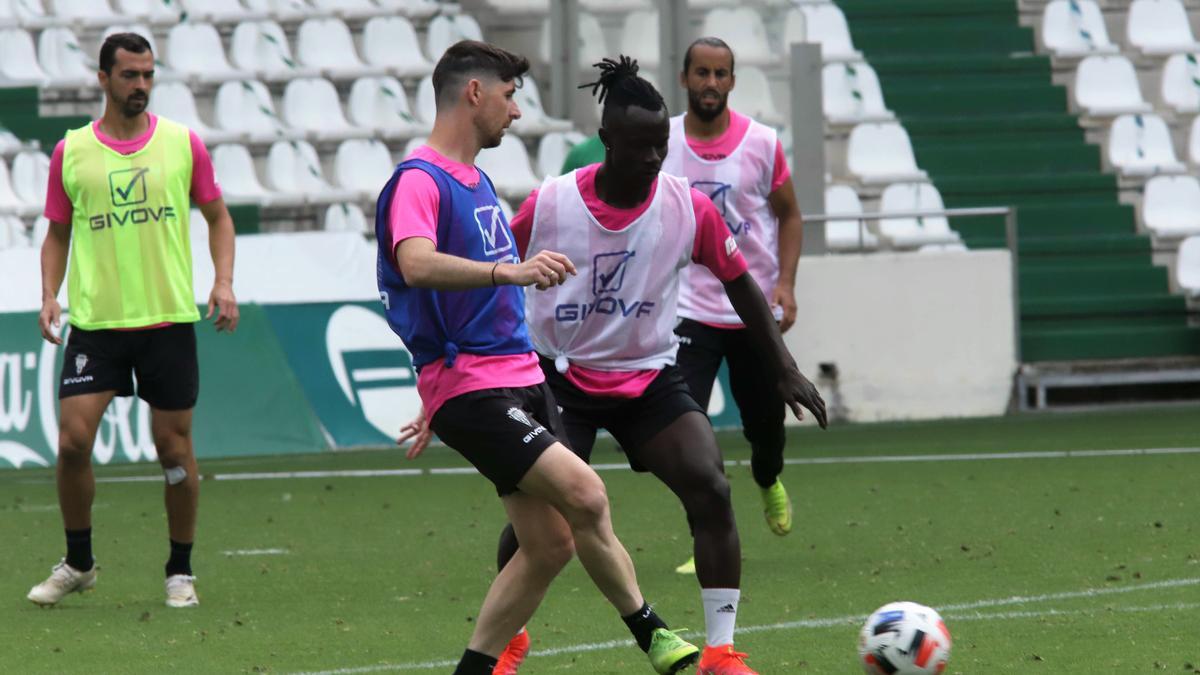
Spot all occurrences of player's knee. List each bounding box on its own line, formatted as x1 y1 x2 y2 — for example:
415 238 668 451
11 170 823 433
683 470 733 522
562 475 610 528
530 528 576 572
57 424 94 465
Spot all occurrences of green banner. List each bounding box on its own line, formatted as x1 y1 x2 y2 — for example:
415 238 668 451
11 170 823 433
0 305 327 469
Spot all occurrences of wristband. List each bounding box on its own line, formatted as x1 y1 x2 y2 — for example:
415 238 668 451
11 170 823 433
491 261 500 286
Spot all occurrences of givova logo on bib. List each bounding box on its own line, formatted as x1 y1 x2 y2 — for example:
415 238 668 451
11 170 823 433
555 250 656 322
475 204 513 257
693 180 751 235
90 166 177 230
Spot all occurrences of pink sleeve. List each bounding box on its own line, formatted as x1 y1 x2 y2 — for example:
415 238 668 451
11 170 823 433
388 168 441 252
770 139 791 194
690 188 748 282
509 189 538 259
189 130 222 205
43 140 72 223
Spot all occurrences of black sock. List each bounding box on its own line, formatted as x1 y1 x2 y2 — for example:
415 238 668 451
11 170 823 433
165 539 193 577
622 602 668 653
65 528 93 572
452 649 497 675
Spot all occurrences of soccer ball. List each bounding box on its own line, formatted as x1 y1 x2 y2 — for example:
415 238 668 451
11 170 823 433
858 601 952 675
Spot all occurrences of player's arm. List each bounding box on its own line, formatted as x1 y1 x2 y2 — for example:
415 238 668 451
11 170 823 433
768 178 803 333
198 196 239 333
395 238 575 291
38 220 71 344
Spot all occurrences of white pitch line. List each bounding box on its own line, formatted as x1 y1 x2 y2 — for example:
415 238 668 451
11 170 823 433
221 548 289 556
289 578 1200 675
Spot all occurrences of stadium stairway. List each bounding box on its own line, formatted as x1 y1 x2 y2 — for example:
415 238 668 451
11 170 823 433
838 0 1200 363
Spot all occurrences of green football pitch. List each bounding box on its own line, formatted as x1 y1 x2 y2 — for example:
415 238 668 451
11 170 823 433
3 405 1199 674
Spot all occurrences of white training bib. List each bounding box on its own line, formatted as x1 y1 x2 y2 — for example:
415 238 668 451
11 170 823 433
525 170 698 371
663 112 783 325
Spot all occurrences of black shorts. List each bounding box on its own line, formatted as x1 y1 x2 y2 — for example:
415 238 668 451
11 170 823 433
429 383 566 496
59 322 199 411
538 354 705 470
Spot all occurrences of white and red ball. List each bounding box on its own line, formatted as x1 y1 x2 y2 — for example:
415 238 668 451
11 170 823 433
858 601 952 675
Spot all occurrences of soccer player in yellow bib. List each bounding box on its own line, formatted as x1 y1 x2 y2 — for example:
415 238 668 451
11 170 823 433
27 33 239 610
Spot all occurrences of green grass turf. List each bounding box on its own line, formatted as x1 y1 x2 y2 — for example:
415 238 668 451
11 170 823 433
2 406 1199 673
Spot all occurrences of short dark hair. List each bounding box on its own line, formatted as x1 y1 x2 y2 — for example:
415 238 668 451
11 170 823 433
580 55 666 125
431 40 530 108
682 37 735 75
99 32 153 74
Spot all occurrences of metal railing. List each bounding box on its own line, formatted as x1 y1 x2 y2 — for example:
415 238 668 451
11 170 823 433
800 206 1021 363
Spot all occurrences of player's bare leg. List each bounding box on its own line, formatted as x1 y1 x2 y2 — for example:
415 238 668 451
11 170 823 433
150 407 200 607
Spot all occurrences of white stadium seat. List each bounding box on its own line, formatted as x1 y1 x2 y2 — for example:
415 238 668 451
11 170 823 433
37 27 93 87
51 0 122 27
1188 116 1200 166
539 13 607 69
0 29 48 84
484 0 547 14
1143 175 1200 237
167 22 245 84
114 0 182 25
179 0 264 23
296 17 385 81
230 20 319 82
362 16 433 78
783 8 806 49
846 123 928 185
701 8 775 67
348 76 428 140
0 129 26 156
149 82 243 145
1040 0 1118 58
267 139 359 204
0 215 29 249
11 150 50 212
799 4 862 62
242 0 322 22
282 77 371 142
333 138 394 201
427 14 484 63
211 143 298 206
32 216 49 247
0 158 38 217
1160 54 1200 114
1177 235 1200 296
728 66 784 126
476 134 540 200
823 184 878 252
324 202 371 235
1107 114 1186 176
619 10 660 70
415 74 437 126
878 182 961 249
1073 55 1152 116
383 0 439 19
1126 0 1200 56
11 0 52 30
511 76 572 137
310 0 393 20
823 62 893 125
537 130 587 179
214 79 296 144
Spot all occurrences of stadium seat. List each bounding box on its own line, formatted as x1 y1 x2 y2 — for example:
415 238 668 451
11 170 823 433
1126 0 1200 56
1142 175 1200 237
362 16 433 78
113 0 182 25
402 136 428 159
309 0 387 20
52 0 123 27
537 130 586 178
415 75 436 126
1107 114 1186 176
37 27 93 87
324 202 370 235
619 10 659 70
484 0 546 13
241 0 322 22
11 0 52 30
823 184 878 252
230 20 319 82
180 0 264 23
1073 55 1152 116
1159 53 1200 114
382 0 439 19
266 139 358 204
348 76 428 140
211 143 297 206
0 28 48 84
728 66 783 126
167 22 245 84
0 215 28 249
296 17 386 81
333 138 394 201
0 159 38 218
427 14 484 63
877 182 961 249
783 8 806 50
0 128 26 156
476 134 540 200
10 150 49 213
214 79 297 144
512 76 572 137
823 62 893 125
282 77 372 142
0 1 17 28
916 242 969 254
539 13 607 69
701 8 775 67
1040 0 1118 58
846 123 928 185
798 4 862 62
1177 235 1200 296
149 82 244 145
32 215 48 246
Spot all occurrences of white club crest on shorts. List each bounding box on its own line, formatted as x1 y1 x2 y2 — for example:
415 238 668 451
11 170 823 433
75 354 88 375
506 406 533 427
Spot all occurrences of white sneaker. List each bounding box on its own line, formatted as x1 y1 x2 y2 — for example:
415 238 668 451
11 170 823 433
27 560 97 606
165 574 199 608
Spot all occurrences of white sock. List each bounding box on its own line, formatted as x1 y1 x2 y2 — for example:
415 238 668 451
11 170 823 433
701 588 740 647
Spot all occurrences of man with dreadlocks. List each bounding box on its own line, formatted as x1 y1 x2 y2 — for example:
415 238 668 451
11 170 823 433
496 56 828 675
